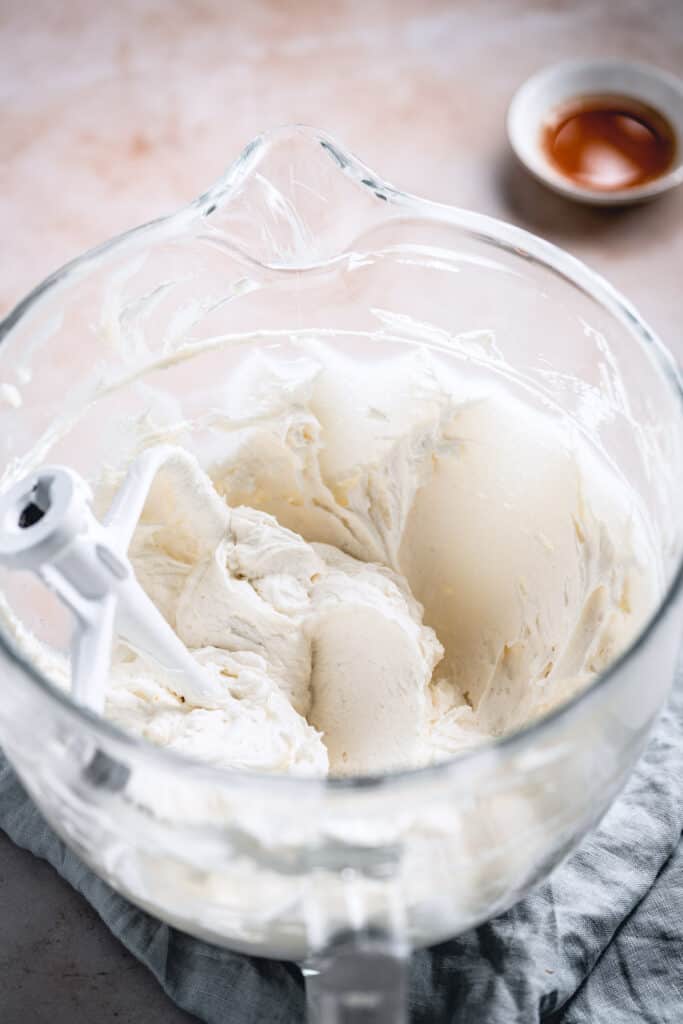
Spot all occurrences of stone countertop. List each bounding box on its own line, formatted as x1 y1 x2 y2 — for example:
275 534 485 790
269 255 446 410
0 1 681 1021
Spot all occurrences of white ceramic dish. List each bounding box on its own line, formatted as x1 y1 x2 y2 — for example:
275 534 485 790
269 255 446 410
507 58 683 205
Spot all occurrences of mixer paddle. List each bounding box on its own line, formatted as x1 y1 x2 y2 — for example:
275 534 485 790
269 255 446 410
0 452 219 714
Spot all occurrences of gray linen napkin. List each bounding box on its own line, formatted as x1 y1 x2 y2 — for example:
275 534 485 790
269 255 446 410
1 670 681 1024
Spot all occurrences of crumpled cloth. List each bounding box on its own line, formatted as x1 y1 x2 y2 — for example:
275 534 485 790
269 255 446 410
1 670 681 1024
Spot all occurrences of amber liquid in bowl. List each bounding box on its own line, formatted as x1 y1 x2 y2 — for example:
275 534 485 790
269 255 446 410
542 94 676 191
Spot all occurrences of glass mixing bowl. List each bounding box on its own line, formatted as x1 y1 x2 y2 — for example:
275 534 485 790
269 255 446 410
0 126 681 1022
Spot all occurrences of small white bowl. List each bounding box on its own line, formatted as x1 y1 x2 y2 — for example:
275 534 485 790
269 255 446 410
507 58 683 205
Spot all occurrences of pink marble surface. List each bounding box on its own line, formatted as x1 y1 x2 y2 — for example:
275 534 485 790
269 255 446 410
2 0 682 358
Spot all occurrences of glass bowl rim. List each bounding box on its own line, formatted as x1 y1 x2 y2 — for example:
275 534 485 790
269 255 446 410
1 124 681 796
